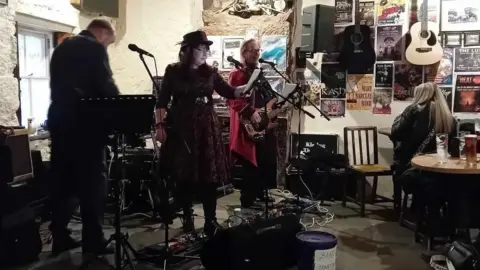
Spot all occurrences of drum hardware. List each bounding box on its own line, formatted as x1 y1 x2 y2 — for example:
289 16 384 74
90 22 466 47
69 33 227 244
77 95 156 270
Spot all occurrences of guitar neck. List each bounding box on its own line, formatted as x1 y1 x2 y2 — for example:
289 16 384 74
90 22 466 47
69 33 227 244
420 0 428 32
354 0 360 31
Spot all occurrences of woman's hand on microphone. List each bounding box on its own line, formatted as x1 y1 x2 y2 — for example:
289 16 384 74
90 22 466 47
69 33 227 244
155 126 167 143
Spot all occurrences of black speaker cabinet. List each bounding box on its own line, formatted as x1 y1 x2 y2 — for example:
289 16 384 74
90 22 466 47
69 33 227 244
300 4 336 53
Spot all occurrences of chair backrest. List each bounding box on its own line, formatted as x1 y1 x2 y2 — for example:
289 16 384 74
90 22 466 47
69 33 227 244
343 126 379 166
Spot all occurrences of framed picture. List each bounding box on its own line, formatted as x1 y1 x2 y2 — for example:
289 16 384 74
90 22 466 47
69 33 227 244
445 32 462 47
0 0 7 5
440 0 480 32
437 33 443 46
464 32 480 47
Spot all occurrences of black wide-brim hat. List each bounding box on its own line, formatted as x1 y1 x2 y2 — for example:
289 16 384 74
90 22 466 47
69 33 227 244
179 30 213 47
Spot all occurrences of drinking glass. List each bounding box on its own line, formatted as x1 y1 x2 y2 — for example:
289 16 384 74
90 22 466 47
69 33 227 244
459 136 466 160
465 134 478 165
436 133 448 164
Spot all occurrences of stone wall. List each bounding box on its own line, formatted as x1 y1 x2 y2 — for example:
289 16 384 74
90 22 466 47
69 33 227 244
0 1 19 127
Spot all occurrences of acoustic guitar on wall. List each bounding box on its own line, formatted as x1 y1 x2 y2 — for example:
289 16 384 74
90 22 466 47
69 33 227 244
338 0 376 74
405 0 443 66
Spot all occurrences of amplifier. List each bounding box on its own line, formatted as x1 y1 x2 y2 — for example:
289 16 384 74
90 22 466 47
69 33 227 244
201 214 302 270
4 129 33 183
290 133 339 160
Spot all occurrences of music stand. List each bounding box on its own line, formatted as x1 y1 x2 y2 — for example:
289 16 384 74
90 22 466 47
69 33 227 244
78 95 155 270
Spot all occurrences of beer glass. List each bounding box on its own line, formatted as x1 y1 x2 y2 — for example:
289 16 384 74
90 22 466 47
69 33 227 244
436 133 448 164
465 134 477 165
459 136 466 160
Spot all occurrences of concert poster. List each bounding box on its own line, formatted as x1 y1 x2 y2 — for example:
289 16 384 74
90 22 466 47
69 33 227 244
454 48 480 72
373 88 393 114
359 1 375 26
376 26 403 61
375 63 393 87
323 27 346 63
305 79 323 106
453 75 480 113
346 74 373 110
321 64 346 99
321 99 346 117
377 0 407 25
335 0 353 24
440 87 453 111
222 37 244 70
393 63 423 101
423 48 454 85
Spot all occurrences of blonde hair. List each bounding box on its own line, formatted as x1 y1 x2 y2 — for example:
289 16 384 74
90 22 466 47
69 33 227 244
240 38 259 63
413 82 453 133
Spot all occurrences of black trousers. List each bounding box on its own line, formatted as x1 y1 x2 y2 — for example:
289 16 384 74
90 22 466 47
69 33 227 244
174 182 218 221
48 127 107 249
238 136 277 207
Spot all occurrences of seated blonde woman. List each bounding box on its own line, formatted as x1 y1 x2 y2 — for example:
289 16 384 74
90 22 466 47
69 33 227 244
391 82 455 177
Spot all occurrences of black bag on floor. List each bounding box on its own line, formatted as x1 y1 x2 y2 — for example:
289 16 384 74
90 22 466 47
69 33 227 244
0 207 42 267
201 214 303 270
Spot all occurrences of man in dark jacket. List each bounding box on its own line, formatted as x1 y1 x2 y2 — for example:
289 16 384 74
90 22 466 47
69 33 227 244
48 18 119 256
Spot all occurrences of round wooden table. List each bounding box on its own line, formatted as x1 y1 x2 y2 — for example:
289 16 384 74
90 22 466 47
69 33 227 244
411 153 480 174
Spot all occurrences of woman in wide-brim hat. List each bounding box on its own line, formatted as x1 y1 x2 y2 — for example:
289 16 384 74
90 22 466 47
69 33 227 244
154 30 247 237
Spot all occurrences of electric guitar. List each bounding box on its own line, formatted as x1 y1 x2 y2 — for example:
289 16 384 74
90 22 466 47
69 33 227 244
242 98 288 142
405 0 443 65
338 0 376 74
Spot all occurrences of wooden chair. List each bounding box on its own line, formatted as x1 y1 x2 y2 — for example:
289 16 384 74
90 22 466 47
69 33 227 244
342 126 393 217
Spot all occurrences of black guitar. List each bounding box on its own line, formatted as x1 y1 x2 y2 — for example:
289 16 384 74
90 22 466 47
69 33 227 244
338 0 376 74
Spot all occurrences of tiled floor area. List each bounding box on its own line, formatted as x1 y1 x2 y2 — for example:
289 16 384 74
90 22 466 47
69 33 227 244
11 192 431 270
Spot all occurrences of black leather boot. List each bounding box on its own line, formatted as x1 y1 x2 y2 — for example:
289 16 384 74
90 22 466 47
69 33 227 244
203 190 222 238
204 219 223 238
182 208 195 233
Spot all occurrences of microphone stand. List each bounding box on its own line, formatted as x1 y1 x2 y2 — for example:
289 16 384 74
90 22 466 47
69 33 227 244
136 53 198 269
266 62 332 213
239 63 311 220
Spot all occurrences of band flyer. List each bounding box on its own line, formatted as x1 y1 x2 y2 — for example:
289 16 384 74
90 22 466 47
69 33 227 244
320 99 346 117
359 1 375 26
321 64 346 99
375 63 393 87
377 0 407 25
454 48 480 72
373 88 393 114
335 0 353 24
376 26 403 61
394 63 423 101
453 75 480 113
346 74 373 110
423 48 453 85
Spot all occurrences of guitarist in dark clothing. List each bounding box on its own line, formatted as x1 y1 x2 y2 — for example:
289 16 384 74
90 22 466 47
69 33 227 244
48 19 118 256
227 39 277 209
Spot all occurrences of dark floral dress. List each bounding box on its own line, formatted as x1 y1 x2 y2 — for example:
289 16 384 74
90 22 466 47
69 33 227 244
157 63 236 184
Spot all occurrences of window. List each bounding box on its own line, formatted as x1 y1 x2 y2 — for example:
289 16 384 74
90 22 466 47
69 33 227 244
18 29 53 128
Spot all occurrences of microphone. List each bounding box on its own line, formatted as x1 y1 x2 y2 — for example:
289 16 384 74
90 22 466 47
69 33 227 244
259 58 276 66
226 56 243 68
128 44 154 58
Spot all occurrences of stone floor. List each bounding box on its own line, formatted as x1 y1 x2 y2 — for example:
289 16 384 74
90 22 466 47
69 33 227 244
12 192 431 270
